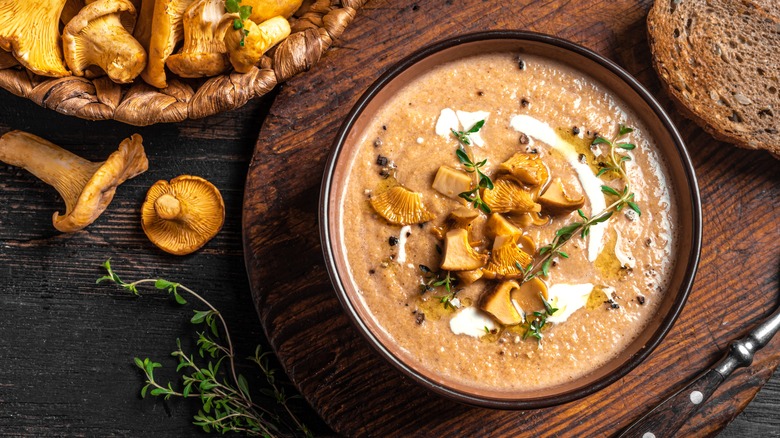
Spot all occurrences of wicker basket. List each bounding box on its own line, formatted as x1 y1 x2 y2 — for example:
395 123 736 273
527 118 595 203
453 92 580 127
0 0 365 126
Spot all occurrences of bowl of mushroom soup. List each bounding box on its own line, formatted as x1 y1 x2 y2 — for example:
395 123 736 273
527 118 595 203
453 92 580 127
320 31 701 408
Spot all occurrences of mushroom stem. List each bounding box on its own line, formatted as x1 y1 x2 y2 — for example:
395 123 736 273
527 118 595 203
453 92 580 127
154 194 183 220
0 131 100 214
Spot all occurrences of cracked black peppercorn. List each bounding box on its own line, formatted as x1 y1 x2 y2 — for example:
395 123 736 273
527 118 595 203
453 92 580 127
376 155 388 166
388 236 398 246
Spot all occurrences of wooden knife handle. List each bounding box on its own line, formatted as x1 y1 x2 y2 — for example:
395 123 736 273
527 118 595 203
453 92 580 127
617 369 724 438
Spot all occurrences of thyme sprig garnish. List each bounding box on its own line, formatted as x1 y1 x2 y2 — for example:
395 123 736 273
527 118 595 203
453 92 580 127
520 124 641 286
523 292 559 343
450 120 484 146
97 260 311 438
452 120 494 214
225 0 253 47
419 265 459 309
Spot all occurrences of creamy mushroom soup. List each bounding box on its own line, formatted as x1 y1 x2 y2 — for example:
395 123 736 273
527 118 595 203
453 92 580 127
339 52 677 391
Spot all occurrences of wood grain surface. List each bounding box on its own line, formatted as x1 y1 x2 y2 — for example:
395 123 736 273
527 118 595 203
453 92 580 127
0 96 328 436
243 0 780 436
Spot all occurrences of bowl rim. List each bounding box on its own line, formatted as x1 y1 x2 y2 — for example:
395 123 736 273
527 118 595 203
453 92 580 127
319 30 702 409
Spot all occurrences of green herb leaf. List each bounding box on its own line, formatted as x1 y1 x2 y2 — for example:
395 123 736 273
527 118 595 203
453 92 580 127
225 0 239 13
455 148 472 166
627 201 641 216
466 120 485 133
601 185 620 196
173 291 187 305
592 136 611 145
619 124 634 136
239 4 252 20
591 211 613 224
618 143 636 150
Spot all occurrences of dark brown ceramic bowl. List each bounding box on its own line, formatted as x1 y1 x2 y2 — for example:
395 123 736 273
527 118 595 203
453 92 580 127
320 31 701 409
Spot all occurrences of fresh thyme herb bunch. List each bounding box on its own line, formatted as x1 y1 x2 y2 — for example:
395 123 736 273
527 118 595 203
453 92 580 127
521 124 641 285
452 121 494 214
97 260 311 438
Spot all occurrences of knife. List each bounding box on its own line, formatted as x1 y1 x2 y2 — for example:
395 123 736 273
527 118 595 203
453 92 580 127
617 301 780 438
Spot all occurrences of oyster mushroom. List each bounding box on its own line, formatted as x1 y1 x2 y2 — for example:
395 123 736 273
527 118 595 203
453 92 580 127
369 185 435 226
63 0 147 83
480 280 523 326
166 0 238 77
0 0 70 77
440 228 487 271
482 178 541 214
538 177 585 215
483 236 533 280
497 152 549 187
225 15 290 73
141 175 225 255
0 131 148 232
242 0 301 23
140 0 197 88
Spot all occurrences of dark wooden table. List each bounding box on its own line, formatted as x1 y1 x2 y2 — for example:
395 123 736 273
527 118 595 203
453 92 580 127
0 2 778 437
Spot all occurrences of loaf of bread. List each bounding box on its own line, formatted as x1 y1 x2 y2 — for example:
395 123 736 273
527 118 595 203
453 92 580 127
647 0 779 156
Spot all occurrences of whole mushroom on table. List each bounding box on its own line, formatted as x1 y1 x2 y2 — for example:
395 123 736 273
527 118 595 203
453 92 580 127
0 0 301 85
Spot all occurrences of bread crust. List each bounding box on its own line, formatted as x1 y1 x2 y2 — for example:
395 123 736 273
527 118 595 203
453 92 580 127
647 0 779 156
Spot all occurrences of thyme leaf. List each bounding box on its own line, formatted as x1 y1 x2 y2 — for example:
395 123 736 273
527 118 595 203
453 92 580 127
451 120 494 213
98 260 312 438
518 124 641 321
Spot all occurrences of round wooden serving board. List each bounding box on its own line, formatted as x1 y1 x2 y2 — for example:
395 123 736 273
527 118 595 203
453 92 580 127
243 0 780 436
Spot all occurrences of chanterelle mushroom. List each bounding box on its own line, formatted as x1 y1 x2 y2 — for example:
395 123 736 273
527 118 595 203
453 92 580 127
0 0 70 77
225 15 290 73
242 0 301 23
141 175 225 255
141 0 196 88
166 0 238 78
63 0 147 83
0 131 148 232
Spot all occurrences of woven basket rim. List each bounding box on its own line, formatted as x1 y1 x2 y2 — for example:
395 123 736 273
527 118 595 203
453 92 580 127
0 0 365 126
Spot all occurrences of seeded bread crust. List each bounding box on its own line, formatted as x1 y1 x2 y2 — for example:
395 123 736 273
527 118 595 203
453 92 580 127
647 0 779 156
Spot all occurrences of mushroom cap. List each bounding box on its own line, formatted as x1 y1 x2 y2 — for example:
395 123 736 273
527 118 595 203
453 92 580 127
141 175 225 255
226 16 290 73
53 133 149 231
0 0 71 77
243 0 302 23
